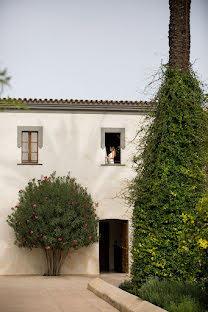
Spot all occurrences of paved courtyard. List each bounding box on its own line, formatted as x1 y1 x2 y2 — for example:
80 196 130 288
0 274 129 312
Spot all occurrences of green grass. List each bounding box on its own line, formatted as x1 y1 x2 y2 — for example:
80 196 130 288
119 278 208 312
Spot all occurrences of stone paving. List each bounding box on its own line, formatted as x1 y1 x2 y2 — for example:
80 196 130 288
0 274 129 312
100 273 130 287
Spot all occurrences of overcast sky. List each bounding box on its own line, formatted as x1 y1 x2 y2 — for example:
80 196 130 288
1 0 207 101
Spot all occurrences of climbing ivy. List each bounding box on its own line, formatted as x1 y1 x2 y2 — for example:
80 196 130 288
130 67 208 286
179 194 208 284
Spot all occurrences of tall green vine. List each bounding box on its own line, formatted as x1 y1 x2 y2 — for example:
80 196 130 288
131 67 208 286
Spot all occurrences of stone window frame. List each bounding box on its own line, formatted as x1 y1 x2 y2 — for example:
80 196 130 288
17 126 43 165
101 128 125 166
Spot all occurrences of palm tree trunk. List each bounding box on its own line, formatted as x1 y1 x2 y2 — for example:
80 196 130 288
169 0 191 71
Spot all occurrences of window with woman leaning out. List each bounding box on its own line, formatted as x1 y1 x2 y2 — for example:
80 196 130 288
101 128 125 165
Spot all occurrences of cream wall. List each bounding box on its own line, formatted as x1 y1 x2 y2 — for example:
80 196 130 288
0 111 145 275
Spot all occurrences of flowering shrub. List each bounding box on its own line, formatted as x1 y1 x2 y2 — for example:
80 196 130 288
180 195 208 282
7 172 99 275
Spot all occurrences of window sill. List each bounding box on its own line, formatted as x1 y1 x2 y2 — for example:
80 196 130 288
101 164 125 166
17 163 43 165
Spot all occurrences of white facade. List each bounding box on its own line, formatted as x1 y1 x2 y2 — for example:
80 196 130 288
0 100 149 275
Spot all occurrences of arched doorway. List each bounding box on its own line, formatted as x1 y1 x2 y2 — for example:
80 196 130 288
99 219 128 273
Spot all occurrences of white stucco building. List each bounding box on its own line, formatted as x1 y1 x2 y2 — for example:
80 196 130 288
0 99 152 275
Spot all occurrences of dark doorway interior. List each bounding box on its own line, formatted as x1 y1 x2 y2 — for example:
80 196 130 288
99 222 109 272
105 133 120 163
99 219 128 273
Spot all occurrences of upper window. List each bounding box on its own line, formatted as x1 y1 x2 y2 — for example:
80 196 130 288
105 132 121 164
22 131 38 163
101 128 125 165
17 126 43 164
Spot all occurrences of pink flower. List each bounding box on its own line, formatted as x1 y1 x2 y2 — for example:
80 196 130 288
19 190 22 193
33 212 35 215
30 230 33 234
24 238 26 241
37 235 39 237
17 242 21 246
85 224 88 227
16 204 20 208
73 240 77 243
27 220 29 222
85 192 88 195
45 246 50 250
75 202 78 205
45 197 48 200
58 238 62 241
72 202 74 205
33 204 37 208
33 245 35 248
26 241 28 244
35 216 38 219
40 234 42 236
89 236 92 239
86 215 89 217
44 236 46 238
83 203 87 206
72 187 75 190
18 222 21 225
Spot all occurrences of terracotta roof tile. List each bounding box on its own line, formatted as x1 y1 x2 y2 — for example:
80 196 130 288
0 97 155 113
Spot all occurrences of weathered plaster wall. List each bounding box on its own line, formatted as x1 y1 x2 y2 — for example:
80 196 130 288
0 111 145 275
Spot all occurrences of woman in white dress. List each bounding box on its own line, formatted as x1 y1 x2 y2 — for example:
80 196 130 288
105 146 116 164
